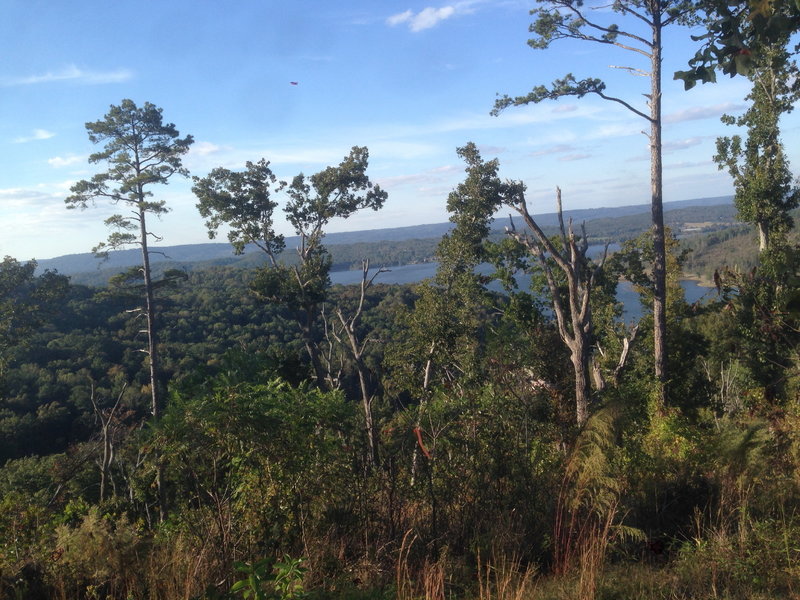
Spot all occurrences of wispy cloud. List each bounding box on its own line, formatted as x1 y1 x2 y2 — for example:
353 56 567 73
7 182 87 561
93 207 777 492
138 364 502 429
663 103 746 124
531 144 577 157
586 123 641 140
14 129 55 143
377 165 460 190
552 104 579 114
184 142 358 174
387 10 414 26
478 144 507 155
190 141 223 157
662 137 707 153
559 153 592 162
666 159 714 170
0 187 53 208
387 7 455 31
387 1 483 31
48 154 84 168
3 64 133 86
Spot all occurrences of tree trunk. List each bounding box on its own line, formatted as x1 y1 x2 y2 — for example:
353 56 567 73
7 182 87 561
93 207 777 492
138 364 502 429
333 262 381 470
570 337 591 427
300 305 328 390
758 222 769 252
355 358 379 468
140 208 161 420
338 314 379 469
138 203 167 522
100 425 113 502
650 10 668 401
511 189 601 427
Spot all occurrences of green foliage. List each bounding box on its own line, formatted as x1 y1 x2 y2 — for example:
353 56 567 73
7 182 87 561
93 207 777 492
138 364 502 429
713 245 800 404
676 0 800 87
155 371 359 565
0 257 69 376
385 144 521 397
714 45 799 252
65 99 194 256
194 159 286 258
193 146 386 390
8 81 800 600
231 556 307 600
610 228 689 316
54 507 143 595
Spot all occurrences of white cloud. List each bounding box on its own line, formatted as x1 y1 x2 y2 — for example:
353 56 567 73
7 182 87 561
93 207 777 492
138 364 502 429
3 64 133 86
190 141 222 157
0 187 54 209
14 129 55 143
531 144 577 157
663 103 746 124
377 164 459 189
477 144 507 155
387 9 414 26
585 123 642 140
552 104 579 114
666 160 714 170
387 0 490 31
662 137 707 152
412 6 456 30
48 154 84 168
386 4 463 31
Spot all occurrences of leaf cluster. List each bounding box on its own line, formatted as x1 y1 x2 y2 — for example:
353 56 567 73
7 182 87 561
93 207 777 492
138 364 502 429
65 99 194 253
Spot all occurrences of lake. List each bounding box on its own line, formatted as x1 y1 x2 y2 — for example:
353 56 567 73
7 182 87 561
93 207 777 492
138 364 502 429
329 261 715 323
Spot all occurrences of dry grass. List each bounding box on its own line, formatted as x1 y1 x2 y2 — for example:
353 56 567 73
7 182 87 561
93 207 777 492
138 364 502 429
476 552 537 600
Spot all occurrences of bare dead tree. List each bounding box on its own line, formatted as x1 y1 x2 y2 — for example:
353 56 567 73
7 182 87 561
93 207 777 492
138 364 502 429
506 187 635 426
328 259 387 469
592 325 639 393
320 303 345 391
89 380 129 502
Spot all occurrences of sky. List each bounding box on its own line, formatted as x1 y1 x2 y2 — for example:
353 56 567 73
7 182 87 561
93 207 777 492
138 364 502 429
1 0 797 261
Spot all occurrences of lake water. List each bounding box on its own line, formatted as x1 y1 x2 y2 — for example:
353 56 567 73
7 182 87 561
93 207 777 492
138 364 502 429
329 261 715 323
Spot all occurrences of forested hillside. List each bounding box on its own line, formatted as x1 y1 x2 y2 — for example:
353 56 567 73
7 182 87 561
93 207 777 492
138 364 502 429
43 199 736 288
3 3 800 599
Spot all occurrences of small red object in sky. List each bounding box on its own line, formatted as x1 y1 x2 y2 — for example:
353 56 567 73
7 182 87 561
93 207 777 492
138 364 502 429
290 81 299 85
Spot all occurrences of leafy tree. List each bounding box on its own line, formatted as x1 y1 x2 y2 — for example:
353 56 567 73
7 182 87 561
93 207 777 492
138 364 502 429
424 145 632 426
715 245 800 404
0 257 69 378
193 158 285 260
279 146 387 386
714 45 799 252
414 144 516 393
493 0 697 397
612 228 690 318
194 147 386 389
194 148 386 468
383 145 518 480
676 0 800 86
65 99 194 420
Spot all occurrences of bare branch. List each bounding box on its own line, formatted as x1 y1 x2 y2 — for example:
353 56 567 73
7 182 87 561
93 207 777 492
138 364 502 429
609 65 651 77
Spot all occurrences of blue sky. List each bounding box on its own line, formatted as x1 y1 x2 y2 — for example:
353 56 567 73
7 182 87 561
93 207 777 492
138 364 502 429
1 0 797 261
